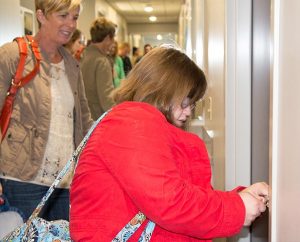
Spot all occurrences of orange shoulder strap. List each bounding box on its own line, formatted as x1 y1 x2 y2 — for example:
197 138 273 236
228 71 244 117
0 35 41 141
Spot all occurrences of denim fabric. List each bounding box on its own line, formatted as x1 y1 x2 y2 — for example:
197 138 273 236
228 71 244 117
0 178 69 221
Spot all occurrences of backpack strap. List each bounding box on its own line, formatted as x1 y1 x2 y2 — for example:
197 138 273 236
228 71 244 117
0 35 41 141
8 35 41 96
20 35 41 86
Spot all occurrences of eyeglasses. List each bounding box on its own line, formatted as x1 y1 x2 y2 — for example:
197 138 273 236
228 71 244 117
190 103 196 110
181 99 196 111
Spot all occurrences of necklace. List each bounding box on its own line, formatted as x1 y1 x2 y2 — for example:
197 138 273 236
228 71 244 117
50 61 64 80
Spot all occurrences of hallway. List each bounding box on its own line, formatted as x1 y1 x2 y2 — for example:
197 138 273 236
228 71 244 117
0 0 300 241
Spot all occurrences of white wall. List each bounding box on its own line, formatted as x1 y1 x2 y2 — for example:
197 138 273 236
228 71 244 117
179 0 226 193
225 0 252 191
270 0 300 241
20 0 35 11
128 23 178 51
77 0 127 43
128 23 178 35
226 1 252 241
77 0 96 41
185 1 251 241
0 0 23 46
95 0 128 42
203 0 227 192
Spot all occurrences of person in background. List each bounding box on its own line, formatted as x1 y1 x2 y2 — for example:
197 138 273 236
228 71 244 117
143 43 153 55
70 46 269 241
109 40 125 88
135 43 153 63
118 42 132 76
0 0 93 223
81 17 116 120
63 28 85 61
131 46 141 65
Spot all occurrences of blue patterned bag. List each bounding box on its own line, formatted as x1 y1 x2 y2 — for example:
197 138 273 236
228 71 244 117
2 112 155 242
3 218 70 242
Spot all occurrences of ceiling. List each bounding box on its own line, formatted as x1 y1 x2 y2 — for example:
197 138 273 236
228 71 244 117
105 0 184 24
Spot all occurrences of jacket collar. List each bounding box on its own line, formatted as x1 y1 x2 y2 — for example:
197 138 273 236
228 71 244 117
39 46 78 95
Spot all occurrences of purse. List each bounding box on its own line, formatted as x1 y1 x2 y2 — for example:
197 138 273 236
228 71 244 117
2 111 156 241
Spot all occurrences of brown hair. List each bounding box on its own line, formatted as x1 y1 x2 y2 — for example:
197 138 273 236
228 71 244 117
112 46 207 124
35 0 81 27
90 17 116 43
64 29 81 49
143 43 152 55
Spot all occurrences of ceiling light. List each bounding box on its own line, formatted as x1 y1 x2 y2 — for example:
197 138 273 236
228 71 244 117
149 16 157 22
156 34 162 40
144 5 153 12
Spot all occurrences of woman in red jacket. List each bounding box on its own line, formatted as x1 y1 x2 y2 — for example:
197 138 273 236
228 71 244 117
70 46 269 241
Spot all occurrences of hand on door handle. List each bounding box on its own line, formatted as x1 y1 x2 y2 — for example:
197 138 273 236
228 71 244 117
238 182 269 226
207 96 212 120
244 182 269 200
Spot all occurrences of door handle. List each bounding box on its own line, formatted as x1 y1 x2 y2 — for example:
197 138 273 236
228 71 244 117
207 96 212 120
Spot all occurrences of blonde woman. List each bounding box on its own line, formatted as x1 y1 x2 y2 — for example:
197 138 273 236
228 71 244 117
0 0 93 221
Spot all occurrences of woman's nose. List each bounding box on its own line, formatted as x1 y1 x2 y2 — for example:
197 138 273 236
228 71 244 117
67 16 77 29
183 106 192 116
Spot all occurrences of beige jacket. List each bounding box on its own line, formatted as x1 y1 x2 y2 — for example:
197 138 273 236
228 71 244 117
81 44 115 120
0 39 93 181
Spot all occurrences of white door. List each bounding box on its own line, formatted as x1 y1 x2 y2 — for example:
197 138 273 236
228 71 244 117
270 0 300 240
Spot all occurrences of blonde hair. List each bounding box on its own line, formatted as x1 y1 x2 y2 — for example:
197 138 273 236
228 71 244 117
35 0 81 27
119 42 130 50
112 46 207 124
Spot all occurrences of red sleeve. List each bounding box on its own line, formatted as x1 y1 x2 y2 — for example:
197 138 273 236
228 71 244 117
97 108 245 239
233 186 247 192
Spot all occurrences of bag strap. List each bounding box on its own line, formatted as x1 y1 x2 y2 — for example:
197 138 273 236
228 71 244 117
0 35 41 141
12 35 41 89
27 111 110 221
112 212 156 241
26 110 156 240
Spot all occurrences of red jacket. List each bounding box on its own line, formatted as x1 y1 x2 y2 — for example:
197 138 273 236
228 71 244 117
70 102 245 241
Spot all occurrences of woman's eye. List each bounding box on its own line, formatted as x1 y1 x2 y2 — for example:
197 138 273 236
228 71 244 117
59 13 68 18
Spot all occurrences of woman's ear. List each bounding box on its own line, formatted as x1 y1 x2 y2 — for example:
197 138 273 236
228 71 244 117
36 9 46 26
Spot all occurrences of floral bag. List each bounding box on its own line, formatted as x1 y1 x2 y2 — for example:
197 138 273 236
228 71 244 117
2 112 155 242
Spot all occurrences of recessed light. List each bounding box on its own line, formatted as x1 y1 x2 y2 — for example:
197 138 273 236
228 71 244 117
149 16 157 22
144 6 153 12
157 34 162 40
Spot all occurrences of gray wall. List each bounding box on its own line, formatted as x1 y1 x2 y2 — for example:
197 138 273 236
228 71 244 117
251 0 270 241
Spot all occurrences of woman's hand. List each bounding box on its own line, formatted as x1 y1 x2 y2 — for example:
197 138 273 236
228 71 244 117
239 182 269 226
244 182 269 203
